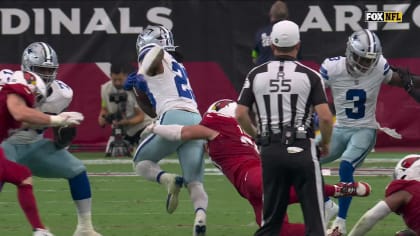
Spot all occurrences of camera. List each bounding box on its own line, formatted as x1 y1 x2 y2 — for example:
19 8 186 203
103 91 127 123
109 92 127 104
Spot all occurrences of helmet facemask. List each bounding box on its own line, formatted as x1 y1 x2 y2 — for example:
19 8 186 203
21 42 59 89
345 30 382 77
136 26 177 55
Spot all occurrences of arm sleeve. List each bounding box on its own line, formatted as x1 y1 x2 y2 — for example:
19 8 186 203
348 201 392 236
152 124 183 141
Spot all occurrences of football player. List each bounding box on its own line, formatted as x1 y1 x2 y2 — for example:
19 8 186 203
124 26 208 236
1 42 101 236
318 29 420 235
143 99 371 236
348 154 420 235
1 70 83 236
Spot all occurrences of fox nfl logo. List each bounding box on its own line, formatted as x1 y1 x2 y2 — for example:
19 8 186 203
365 11 402 22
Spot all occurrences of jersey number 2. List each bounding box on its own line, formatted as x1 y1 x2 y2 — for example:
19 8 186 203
172 61 195 100
346 89 366 119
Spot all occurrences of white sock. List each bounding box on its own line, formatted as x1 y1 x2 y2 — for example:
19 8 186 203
74 199 93 229
159 173 175 185
187 182 208 211
76 212 94 230
135 160 163 182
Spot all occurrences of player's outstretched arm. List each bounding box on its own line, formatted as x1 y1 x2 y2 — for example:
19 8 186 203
388 67 420 102
348 200 392 236
138 44 164 76
146 124 218 141
7 93 83 127
7 93 51 124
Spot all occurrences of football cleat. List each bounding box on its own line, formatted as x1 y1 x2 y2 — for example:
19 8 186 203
324 199 339 223
33 228 54 236
73 227 102 236
166 174 184 214
327 217 346 236
333 181 371 197
193 211 207 236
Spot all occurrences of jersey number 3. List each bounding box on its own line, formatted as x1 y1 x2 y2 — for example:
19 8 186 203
346 89 366 119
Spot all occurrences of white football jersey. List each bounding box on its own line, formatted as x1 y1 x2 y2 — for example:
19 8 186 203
6 80 73 143
140 46 199 116
319 56 392 128
39 80 73 114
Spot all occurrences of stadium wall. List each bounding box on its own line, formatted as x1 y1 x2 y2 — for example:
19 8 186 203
1 1 419 150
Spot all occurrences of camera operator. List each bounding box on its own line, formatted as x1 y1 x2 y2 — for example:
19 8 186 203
98 62 153 153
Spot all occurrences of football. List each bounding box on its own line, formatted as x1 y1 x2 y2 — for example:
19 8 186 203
132 88 157 118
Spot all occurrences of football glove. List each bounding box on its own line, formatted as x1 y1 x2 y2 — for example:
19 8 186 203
53 126 77 149
124 72 139 91
393 67 414 92
124 72 149 93
50 111 84 126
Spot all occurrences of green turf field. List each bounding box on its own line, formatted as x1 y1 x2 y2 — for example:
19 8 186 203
0 151 415 236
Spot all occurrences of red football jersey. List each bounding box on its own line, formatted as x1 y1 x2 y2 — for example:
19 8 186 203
0 83 35 142
200 112 260 183
385 179 420 234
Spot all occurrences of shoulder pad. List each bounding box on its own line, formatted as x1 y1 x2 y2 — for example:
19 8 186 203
319 56 345 81
39 80 73 114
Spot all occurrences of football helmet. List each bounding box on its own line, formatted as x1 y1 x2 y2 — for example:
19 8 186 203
136 25 177 54
21 42 59 88
0 69 14 85
393 154 420 180
207 99 237 118
345 29 382 77
9 70 47 104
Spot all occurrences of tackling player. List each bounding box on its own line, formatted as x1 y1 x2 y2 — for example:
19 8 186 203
1 42 102 236
1 70 83 236
348 154 420 236
143 99 371 235
124 26 208 236
318 29 420 235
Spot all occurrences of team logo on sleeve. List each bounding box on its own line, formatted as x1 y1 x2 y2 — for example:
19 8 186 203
23 71 37 86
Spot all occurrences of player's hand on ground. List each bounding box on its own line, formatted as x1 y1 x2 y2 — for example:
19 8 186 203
51 111 84 126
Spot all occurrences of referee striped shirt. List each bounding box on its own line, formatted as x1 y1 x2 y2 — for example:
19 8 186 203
238 56 328 137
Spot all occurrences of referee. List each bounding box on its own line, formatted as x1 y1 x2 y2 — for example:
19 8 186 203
236 20 333 236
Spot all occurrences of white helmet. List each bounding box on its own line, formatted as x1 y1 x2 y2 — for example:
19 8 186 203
21 42 59 88
0 69 14 85
207 99 237 118
394 154 420 180
136 25 177 54
9 70 47 104
345 29 382 77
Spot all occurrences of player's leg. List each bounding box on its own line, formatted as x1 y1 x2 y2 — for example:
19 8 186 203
2 140 100 236
321 127 351 226
0 149 52 234
329 128 376 235
133 110 188 213
178 143 207 236
236 161 263 226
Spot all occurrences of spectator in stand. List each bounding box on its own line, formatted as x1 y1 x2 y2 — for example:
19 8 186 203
252 1 289 65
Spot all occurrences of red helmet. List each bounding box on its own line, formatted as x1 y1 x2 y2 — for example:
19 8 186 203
394 154 420 180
